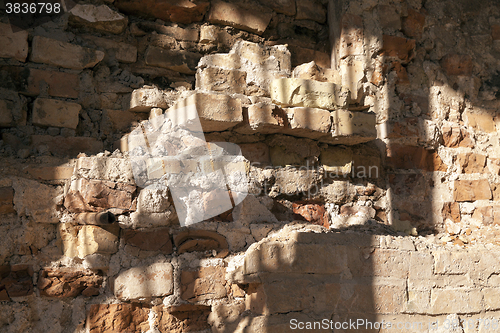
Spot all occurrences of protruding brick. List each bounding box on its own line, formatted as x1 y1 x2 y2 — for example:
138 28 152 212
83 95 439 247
322 109 376 145
196 67 246 94
457 153 486 174
292 61 341 84
208 0 273 35
86 303 149 333
0 23 28 62
145 46 202 74
442 124 474 148
430 289 482 314
69 4 128 34
31 36 104 70
440 54 473 76
286 107 331 139
240 102 288 134
270 78 350 110
181 266 227 302
168 93 243 132
442 202 461 223
381 35 416 63
27 69 79 98
114 263 174 301
454 179 492 202
38 268 103 297
33 98 81 129
129 86 168 112
321 146 352 174
114 0 209 24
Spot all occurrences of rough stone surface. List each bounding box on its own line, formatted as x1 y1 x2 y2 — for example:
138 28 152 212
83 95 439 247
0 187 15 214
454 180 492 202
13 178 62 223
145 46 201 74
38 268 103 297
208 1 273 35
27 69 79 98
114 263 174 301
129 86 168 112
123 229 173 253
31 135 104 157
270 78 350 110
196 66 247 94
181 266 227 302
32 98 81 129
114 0 209 24
69 4 128 34
86 303 149 333
286 107 331 139
31 36 105 70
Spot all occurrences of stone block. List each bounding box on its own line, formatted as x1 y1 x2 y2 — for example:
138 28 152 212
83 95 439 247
75 157 135 183
114 0 209 24
69 4 128 34
200 25 219 43
81 35 138 63
86 303 149 333
208 1 273 35
464 111 495 133
381 35 416 63
154 304 211 332
0 187 15 214
441 54 473 76
0 100 13 127
340 58 365 102
0 22 28 62
430 289 482 314
483 288 500 310
270 78 349 110
493 24 500 40
472 206 496 225
168 92 243 132
0 265 33 300
32 98 81 129
38 268 103 297
292 61 341 84
26 69 79 98
322 109 377 145
123 229 173 254
196 67 246 94
181 266 227 302
102 109 147 133
145 46 201 74
442 202 461 223
321 146 352 174
434 251 473 274
129 211 177 228
31 36 104 70
454 180 492 202
288 45 331 68
114 263 174 301
260 0 295 15
286 107 331 139
77 225 119 257
129 86 168 112
457 153 486 174
339 14 364 59
296 0 325 23
386 145 446 171
64 178 135 213
441 124 474 148
12 177 62 223
240 142 271 165
26 165 74 181
238 102 287 134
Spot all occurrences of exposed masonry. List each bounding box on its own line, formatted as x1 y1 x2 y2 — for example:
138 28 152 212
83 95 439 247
1 0 500 331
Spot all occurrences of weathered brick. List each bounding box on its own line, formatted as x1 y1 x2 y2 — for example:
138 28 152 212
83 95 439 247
0 100 13 127
292 202 328 227
464 111 495 133
26 69 79 98
383 118 419 139
200 25 219 43
196 67 246 94
286 107 331 139
440 54 473 76
0 23 28 62
102 109 147 134
167 92 242 132
32 98 81 129
31 36 104 70
69 4 128 34
32 135 103 157
0 187 15 214
12 177 62 223
323 109 377 145
441 124 474 148
296 0 326 23
208 0 273 35
434 250 474 274
493 24 500 40
339 14 364 59
430 289 482 314
154 304 211 332
174 229 229 256
442 202 461 223
181 266 227 302
26 165 74 181
75 156 134 183
457 153 486 174
114 263 174 301
235 102 287 134
123 229 173 254
129 86 168 112
81 35 138 63
114 0 209 24
240 142 271 165
292 61 341 84
386 145 447 171
38 268 103 297
145 46 202 74
321 146 352 174
483 288 500 310
79 225 119 257
381 35 416 63
271 78 349 110
289 45 331 68
86 303 149 333
472 206 494 225
454 179 492 202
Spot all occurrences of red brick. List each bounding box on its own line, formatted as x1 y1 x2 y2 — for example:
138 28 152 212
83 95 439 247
86 303 149 333
27 69 79 99
292 202 329 227
440 54 473 76
403 9 425 38
454 180 492 202
386 145 446 171
381 35 416 63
